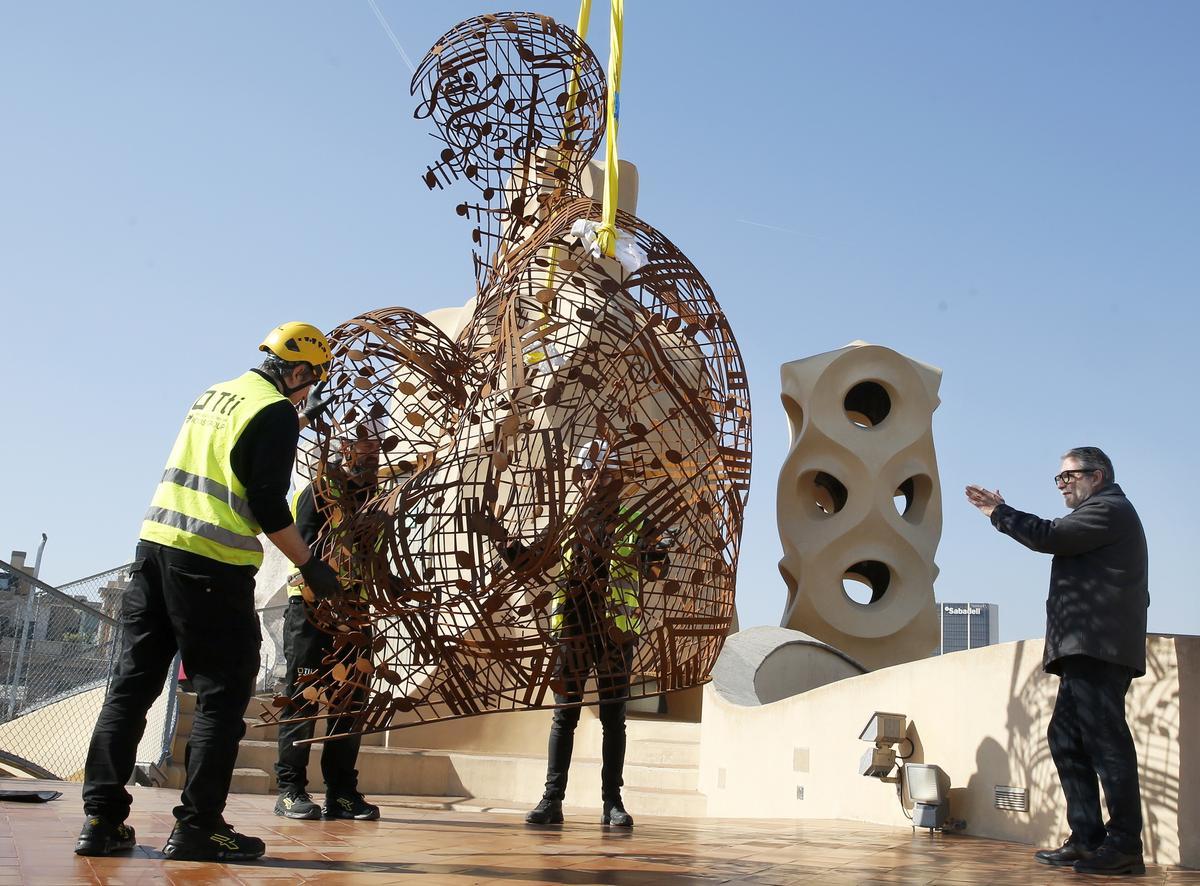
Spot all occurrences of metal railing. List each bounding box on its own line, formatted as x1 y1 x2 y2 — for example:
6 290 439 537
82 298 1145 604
0 558 179 781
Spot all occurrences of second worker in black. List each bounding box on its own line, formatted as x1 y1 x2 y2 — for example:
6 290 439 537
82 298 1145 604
508 440 668 829
273 435 387 821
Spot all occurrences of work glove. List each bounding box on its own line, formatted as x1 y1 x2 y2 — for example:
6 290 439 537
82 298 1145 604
302 380 335 424
298 556 342 600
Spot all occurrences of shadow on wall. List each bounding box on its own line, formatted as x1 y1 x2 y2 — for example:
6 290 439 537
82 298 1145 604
1002 639 1186 866
962 737 1016 833
898 721 925 818
1175 638 1196 867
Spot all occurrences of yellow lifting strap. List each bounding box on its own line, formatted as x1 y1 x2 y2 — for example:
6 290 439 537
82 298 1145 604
595 0 623 258
526 0 621 366
545 0 595 294
560 0 622 258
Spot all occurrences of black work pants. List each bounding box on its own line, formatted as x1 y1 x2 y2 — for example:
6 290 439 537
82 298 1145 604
1048 655 1143 853
274 598 364 795
82 541 260 828
542 591 634 805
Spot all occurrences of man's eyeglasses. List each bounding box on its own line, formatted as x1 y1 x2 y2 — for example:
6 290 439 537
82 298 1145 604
1054 469 1097 488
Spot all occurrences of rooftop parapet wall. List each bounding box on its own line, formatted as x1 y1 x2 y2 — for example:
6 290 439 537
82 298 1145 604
699 634 1197 868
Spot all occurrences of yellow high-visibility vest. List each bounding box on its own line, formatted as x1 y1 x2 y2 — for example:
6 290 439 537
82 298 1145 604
140 371 288 568
552 505 645 639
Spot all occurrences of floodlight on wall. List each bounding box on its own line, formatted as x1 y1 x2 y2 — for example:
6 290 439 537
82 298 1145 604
858 712 907 745
904 763 950 831
859 746 897 778
857 712 908 780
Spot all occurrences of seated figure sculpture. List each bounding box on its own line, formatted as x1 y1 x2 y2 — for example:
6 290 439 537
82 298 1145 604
260 12 752 762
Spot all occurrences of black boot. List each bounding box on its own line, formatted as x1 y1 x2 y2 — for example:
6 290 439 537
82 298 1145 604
1034 839 1097 866
525 796 564 824
75 817 136 856
162 821 265 861
601 800 634 828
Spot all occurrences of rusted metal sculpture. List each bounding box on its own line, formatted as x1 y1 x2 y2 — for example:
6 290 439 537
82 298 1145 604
264 11 751 740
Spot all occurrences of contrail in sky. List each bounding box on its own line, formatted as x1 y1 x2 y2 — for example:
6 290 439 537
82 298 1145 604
366 0 416 73
735 218 804 237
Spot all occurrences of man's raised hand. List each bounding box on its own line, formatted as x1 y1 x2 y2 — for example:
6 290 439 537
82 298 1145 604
965 485 1004 518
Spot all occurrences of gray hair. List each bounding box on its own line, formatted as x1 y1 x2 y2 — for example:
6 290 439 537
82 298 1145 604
1063 446 1115 484
259 354 310 380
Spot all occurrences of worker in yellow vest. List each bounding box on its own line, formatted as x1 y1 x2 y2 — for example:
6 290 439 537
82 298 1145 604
274 434 389 822
76 323 343 862
522 440 667 829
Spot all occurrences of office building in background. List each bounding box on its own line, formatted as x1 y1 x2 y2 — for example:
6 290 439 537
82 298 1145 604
934 602 999 655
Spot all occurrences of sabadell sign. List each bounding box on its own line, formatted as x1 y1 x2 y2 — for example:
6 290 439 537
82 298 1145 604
944 605 982 616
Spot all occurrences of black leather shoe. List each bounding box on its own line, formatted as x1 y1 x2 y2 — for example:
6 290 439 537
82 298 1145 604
75 817 136 856
601 801 634 828
162 821 265 861
1034 840 1096 866
1074 845 1146 876
323 790 380 821
525 797 564 825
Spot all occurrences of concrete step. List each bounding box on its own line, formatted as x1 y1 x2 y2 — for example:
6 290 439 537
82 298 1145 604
623 785 707 818
169 735 708 817
230 767 271 794
244 716 278 742
240 707 386 747
408 747 700 808
233 740 454 796
623 761 700 792
624 718 701 742
624 737 701 767
163 763 271 796
234 740 701 805
171 714 382 763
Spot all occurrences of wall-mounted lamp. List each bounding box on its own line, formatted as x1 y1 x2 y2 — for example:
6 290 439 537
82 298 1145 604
857 711 907 778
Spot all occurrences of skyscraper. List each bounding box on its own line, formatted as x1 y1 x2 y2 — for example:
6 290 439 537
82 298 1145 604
933 602 999 655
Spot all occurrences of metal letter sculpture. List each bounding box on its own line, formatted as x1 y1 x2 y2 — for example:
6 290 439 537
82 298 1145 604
264 12 752 740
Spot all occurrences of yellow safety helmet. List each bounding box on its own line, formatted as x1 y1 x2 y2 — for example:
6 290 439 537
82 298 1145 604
259 322 332 381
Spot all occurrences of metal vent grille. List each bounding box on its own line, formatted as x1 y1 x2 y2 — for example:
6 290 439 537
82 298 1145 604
995 785 1028 812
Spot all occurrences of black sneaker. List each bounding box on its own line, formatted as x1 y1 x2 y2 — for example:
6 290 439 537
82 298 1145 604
525 796 563 825
1034 839 1097 866
162 821 265 861
601 801 634 828
75 816 136 856
1074 844 1146 876
274 789 321 820
323 790 380 821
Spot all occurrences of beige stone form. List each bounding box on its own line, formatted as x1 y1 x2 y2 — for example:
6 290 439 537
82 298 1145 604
778 342 941 670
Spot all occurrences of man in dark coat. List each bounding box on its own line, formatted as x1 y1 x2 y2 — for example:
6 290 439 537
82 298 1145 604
966 446 1148 877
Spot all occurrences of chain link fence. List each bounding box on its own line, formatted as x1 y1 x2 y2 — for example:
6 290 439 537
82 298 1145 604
0 558 178 781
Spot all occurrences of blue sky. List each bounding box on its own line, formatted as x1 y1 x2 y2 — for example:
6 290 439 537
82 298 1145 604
2 2 1197 644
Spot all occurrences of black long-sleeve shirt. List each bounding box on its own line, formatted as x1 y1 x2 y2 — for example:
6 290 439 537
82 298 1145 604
228 369 299 534
292 483 323 546
293 476 376 548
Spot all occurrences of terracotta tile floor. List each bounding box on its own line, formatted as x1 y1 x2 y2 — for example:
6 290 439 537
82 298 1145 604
0 781 1194 885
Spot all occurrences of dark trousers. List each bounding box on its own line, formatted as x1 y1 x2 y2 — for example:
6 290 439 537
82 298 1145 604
543 593 634 805
1048 655 1143 853
274 598 363 795
82 541 260 828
